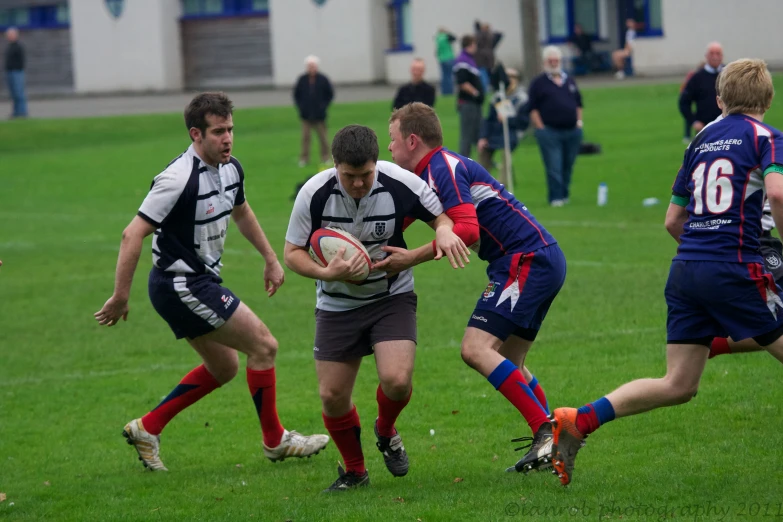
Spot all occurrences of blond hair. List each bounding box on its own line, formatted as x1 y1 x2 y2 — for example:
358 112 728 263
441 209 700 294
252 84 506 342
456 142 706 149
718 58 774 115
389 102 443 148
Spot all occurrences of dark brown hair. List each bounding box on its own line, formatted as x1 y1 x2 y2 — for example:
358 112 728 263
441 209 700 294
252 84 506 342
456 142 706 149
184 92 234 140
331 125 379 167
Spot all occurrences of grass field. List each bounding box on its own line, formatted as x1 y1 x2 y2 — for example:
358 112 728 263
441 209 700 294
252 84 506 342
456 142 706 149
2 79 783 522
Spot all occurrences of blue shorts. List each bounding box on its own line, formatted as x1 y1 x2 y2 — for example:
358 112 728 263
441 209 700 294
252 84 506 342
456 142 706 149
468 244 567 342
148 268 241 340
665 260 783 345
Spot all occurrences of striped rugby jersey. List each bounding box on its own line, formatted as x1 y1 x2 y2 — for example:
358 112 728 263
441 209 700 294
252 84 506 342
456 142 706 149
286 161 443 312
138 144 245 276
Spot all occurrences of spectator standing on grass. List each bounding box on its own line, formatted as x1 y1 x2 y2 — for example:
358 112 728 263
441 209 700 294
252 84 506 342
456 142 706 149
294 55 334 168
528 46 583 207
392 58 436 110
4 27 28 119
679 43 724 140
474 21 503 92
679 61 705 143
453 35 484 157
435 28 457 95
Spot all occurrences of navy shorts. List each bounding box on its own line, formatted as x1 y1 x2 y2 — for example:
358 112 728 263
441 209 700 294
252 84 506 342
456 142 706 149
665 260 783 346
468 244 567 342
148 268 241 340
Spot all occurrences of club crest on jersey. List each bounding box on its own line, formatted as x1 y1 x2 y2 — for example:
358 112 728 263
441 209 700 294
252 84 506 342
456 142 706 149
373 221 386 239
482 282 499 300
766 253 782 269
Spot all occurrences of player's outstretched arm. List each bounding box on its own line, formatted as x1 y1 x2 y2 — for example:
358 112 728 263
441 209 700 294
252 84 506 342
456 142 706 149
232 201 284 297
764 170 783 232
284 242 366 283
664 202 688 244
94 215 156 326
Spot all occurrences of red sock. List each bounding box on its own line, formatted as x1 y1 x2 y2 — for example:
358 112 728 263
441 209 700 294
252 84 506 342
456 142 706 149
709 337 732 359
576 407 600 435
247 367 285 448
491 362 549 433
376 385 412 437
141 365 220 435
527 375 549 415
323 406 365 475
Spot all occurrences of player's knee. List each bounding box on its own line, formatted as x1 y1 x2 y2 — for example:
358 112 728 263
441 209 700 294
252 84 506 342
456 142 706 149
460 342 481 369
379 376 411 401
210 356 239 384
319 385 351 411
669 381 699 405
248 330 278 361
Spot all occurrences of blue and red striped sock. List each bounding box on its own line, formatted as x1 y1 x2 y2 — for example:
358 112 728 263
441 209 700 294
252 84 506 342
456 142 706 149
488 360 549 434
575 397 616 436
141 364 220 435
527 375 549 415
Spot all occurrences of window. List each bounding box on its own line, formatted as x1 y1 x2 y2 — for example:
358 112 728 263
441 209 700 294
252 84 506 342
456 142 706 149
387 0 413 52
543 0 601 43
181 0 269 19
0 4 69 30
623 0 663 37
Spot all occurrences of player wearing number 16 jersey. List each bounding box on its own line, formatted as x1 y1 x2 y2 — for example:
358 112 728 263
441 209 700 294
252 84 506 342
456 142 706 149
547 59 783 486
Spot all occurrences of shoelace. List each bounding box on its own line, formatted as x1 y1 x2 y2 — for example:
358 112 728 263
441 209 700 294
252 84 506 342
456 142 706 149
510 435 536 453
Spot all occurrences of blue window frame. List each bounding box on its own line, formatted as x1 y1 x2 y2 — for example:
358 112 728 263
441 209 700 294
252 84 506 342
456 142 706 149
622 0 663 37
387 0 413 52
181 0 269 19
544 0 600 43
0 3 69 30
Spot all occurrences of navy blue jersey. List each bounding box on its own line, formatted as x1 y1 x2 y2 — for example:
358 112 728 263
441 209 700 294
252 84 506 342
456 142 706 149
415 147 556 262
672 114 783 263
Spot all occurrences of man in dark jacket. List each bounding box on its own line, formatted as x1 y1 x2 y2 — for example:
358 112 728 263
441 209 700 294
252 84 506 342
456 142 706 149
392 58 436 110
474 21 502 92
4 27 28 119
293 55 334 167
679 42 723 136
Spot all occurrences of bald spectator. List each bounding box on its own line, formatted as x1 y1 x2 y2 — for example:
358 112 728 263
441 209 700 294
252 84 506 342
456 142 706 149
392 58 436 110
679 42 724 136
4 27 27 119
293 55 334 168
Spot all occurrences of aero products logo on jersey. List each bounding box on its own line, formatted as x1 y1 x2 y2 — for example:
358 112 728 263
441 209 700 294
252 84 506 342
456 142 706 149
373 222 386 239
482 282 498 300
206 203 215 215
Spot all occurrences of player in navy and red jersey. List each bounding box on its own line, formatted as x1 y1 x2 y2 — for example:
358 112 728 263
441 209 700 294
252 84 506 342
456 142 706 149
378 102 567 474
547 59 783 486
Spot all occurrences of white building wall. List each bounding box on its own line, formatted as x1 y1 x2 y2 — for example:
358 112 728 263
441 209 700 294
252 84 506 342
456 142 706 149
633 0 783 75
70 0 183 93
269 0 379 87
385 0 523 85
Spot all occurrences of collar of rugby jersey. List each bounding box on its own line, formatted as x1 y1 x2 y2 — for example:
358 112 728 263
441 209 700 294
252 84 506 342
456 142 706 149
415 146 443 175
188 144 220 173
704 64 724 74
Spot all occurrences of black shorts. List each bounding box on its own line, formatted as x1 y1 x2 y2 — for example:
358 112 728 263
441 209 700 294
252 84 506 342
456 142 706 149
313 292 417 362
760 234 783 285
148 268 240 340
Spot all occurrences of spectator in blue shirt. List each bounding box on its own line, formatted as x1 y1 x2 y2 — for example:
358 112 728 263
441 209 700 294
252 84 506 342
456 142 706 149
528 46 583 207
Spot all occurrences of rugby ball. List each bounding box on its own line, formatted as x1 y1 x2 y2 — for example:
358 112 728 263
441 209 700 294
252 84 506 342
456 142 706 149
309 227 371 282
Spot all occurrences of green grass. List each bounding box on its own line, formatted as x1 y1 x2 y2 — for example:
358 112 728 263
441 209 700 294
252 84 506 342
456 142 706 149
2 80 783 521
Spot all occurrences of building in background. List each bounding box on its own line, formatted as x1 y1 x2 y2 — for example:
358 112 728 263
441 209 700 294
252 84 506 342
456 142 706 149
1 0 782 96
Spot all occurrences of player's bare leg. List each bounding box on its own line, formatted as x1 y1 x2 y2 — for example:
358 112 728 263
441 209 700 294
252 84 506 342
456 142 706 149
710 336 764 358
373 340 415 477
317 359 369 491
761 335 783 363
191 303 328 461
552 344 707 485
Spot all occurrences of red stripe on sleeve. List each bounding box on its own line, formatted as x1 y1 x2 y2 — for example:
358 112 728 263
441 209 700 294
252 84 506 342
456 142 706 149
445 203 480 248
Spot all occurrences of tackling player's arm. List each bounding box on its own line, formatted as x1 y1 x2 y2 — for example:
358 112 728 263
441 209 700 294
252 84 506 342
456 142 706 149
232 201 284 297
94 215 156 326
